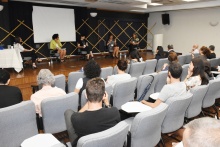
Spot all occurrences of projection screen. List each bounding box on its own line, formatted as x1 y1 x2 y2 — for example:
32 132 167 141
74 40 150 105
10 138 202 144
32 6 76 43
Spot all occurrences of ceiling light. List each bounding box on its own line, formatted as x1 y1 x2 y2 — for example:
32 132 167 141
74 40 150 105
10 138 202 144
133 4 148 9
130 10 147 12
149 3 163 6
90 12 97 17
135 0 151 3
0 5 3 11
182 0 199 2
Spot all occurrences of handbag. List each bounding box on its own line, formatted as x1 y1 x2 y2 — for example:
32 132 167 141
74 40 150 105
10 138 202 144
137 75 154 101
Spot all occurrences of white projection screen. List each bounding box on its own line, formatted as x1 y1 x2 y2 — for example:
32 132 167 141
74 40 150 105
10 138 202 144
32 6 76 43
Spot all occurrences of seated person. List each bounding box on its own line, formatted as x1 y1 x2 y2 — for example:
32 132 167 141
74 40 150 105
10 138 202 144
155 46 164 60
207 45 216 59
67 78 120 147
183 117 220 147
162 52 178 71
129 33 142 61
0 69 23 108
191 44 199 54
106 60 131 88
129 50 141 64
107 34 119 58
31 69 66 117
142 63 187 108
198 46 211 60
164 44 175 58
14 36 40 69
184 57 209 89
77 34 94 60
50 34 66 62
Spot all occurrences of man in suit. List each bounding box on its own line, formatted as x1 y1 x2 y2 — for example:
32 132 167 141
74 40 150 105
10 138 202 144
0 69 23 108
164 44 175 58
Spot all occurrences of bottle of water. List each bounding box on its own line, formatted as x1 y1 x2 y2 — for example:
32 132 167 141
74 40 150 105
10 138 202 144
13 42 16 48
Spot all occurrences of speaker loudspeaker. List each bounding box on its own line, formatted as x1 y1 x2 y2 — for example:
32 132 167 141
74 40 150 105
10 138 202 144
162 14 170 25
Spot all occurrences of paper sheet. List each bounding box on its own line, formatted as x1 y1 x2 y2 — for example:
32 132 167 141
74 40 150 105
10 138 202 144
150 92 160 100
121 101 152 113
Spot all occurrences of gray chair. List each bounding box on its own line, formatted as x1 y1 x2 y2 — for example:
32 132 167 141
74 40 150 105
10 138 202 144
54 74 66 91
124 103 168 147
184 54 192 64
154 71 168 93
0 101 38 146
202 78 220 119
193 53 200 58
143 59 157 75
68 72 84 93
113 64 130 74
178 55 186 66
209 58 220 67
155 58 168 72
185 85 209 120
181 64 189 81
136 73 158 100
77 121 129 147
129 62 146 78
162 92 193 134
112 77 137 109
41 92 79 133
100 66 113 80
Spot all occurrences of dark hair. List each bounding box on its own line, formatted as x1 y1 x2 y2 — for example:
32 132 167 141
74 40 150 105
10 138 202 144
156 46 164 58
117 60 127 71
168 62 182 79
200 46 211 57
209 45 215 51
168 52 178 63
81 34 86 37
130 50 140 62
15 36 21 44
203 60 212 78
0 69 10 84
167 44 173 49
191 57 209 85
86 78 105 103
84 60 101 79
52 34 59 40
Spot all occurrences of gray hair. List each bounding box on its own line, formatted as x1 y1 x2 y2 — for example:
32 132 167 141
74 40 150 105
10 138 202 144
37 69 55 85
183 117 220 147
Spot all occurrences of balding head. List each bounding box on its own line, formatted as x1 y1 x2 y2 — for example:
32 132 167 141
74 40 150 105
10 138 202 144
193 44 199 49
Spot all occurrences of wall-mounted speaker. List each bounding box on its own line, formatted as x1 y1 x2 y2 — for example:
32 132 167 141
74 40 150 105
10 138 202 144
162 13 170 25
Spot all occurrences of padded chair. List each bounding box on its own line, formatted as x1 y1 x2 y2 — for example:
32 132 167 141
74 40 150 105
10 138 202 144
112 77 137 109
113 64 130 74
41 92 79 133
136 73 158 100
209 58 220 67
0 101 38 146
178 55 186 66
202 78 220 119
124 103 168 147
77 121 129 147
54 74 66 92
193 53 200 58
143 59 157 75
67 72 84 93
162 93 193 134
100 66 113 80
155 58 169 72
184 54 192 64
154 71 168 93
181 64 189 81
129 62 146 78
185 85 209 120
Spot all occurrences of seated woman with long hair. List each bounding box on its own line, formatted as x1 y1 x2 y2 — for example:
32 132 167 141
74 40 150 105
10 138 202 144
155 46 164 60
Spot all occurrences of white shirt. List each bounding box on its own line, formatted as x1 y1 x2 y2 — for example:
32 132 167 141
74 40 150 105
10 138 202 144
75 78 105 90
107 73 131 88
14 43 25 52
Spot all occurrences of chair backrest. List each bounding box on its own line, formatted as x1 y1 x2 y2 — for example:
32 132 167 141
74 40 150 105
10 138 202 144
77 121 129 147
184 54 192 64
155 58 169 72
136 73 158 100
113 77 137 109
129 62 146 78
202 78 220 108
68 72 84 93
178 55 186 66
162 92 193 133
154 71 168 93
41 92 79 133
209 58 220 67
129 103 168 147
143 59 157 75
0 101 38 146
113 64 130 74
54 74 66 91
181 64 189 81
185 85 209 118
193 53 200 58
100 67 113 80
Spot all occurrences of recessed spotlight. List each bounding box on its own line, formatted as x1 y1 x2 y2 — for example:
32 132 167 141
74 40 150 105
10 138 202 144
149 3 163 6
135 0 151 3
182 0 199 2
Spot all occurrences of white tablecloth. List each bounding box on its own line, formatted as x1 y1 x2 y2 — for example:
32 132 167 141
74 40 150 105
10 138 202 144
0 49 23 72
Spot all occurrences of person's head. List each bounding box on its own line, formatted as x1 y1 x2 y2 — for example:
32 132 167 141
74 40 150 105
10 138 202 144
130 50 140 62
183 117 220 147
84 60 101 79
209 45 215 51
52 34 59 40
200 46 211 57
168 52 178 63
193 44 199 49
0 69 10 85
156 46 164 57
132 33 137 38
86 78 105 103
80 34 86 40
15 36 22 44
109 34 113 40
37 69 55 86
117 60 128 72
168 62 182 80
167 44 173 50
